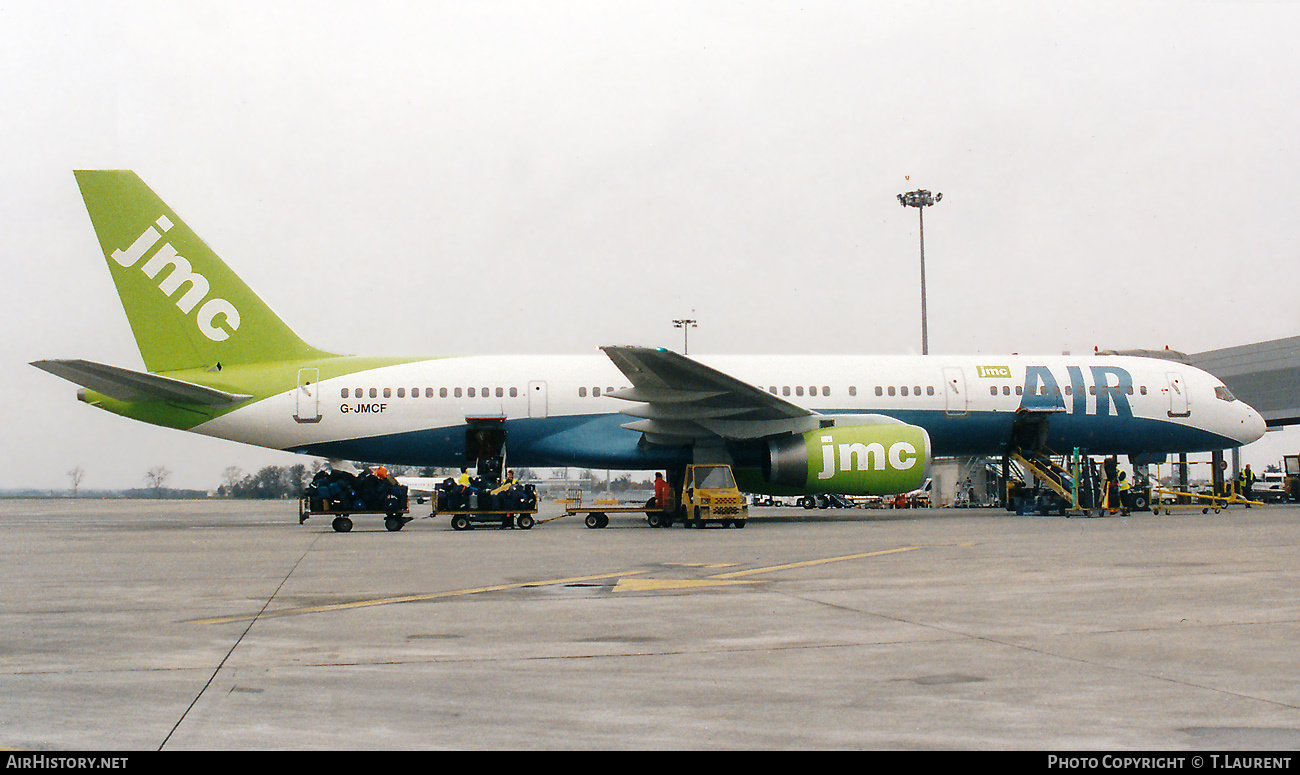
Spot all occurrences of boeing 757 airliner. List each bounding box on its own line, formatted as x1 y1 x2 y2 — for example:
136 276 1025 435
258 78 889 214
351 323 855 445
33 171 1266 496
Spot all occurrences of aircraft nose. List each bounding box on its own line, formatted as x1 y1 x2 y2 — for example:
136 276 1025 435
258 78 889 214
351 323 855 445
1234 403 1267 446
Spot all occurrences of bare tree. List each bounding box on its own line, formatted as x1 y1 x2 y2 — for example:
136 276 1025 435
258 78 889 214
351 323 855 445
221 466 243 496
67 466 85 497
145 466 171 498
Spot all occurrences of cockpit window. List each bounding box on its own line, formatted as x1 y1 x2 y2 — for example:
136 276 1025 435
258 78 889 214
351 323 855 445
1215 386 1236 402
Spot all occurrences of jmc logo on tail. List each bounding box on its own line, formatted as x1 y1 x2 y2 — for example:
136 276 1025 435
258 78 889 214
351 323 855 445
111 216 241 342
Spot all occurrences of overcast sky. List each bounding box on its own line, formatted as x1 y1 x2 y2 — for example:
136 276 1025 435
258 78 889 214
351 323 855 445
4 1 1299 490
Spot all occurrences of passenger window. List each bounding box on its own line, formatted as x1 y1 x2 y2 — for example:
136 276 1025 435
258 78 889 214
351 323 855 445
1015 386 1023 395
769 386 777 394
341 388 350 398
901 386 909 396
454 387 463 398
990 386 998 396
496 387 504 398
928 386 935 396
579 387 587 397
888 386 896 396
354 387 362 397
1002 386 1010 395
796 386 804 396
509 387 518 398
426 388 434 398
468 387 476 398
607 387 614 395
397 388 405 398
783 386 790 396
875 386 883 396
369 388 377 399
1140 386 1147 396
848 386 857 396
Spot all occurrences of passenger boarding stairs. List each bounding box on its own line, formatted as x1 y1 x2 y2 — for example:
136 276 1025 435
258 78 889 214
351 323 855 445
1009 448 1080 510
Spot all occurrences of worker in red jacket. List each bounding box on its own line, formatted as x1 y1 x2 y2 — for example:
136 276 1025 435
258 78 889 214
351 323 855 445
654 472 672 510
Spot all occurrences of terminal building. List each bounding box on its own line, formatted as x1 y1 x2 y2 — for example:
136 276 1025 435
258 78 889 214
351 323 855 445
1192 335 1300 428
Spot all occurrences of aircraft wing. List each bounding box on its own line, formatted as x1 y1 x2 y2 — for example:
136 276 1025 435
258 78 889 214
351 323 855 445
600 345 821 443
31 359 253 406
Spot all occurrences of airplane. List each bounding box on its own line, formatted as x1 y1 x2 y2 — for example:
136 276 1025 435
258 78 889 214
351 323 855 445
33 171 1267 499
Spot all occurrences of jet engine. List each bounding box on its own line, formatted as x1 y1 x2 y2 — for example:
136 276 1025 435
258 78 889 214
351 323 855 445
766 424 932 495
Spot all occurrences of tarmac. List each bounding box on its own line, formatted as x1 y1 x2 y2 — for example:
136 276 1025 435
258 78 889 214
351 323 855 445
1 498 1297 751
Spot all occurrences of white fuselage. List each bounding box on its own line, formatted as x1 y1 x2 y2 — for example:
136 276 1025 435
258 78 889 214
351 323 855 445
192 353 1265 469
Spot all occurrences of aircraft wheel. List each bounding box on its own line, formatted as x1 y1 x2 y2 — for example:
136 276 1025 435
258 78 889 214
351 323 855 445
516 514 535 530
451 514 470 531
332 516 353 533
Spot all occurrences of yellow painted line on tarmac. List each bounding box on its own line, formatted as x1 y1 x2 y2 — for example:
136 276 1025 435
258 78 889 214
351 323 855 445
706 546 922 580
188 570 650 625
614 546 924 592
614 577 757 593
191 546 937 623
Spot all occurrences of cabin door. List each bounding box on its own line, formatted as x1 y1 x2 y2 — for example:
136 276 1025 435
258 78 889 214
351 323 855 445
1166 372 1190 417
943 367 968 416
528 380 548 419
295 368 321 423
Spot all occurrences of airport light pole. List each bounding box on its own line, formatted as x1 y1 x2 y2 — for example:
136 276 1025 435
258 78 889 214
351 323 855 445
897 189 942 356
673 317 697 355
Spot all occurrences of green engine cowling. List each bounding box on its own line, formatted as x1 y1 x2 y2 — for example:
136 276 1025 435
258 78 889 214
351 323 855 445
766 423 932 495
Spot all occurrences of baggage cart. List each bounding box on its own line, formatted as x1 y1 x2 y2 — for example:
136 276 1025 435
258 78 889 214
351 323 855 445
435 507 538 530
299 495 412 533
563 490 672 529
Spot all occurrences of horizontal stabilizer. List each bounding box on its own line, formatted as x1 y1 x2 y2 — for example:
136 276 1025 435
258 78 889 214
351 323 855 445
31 359 253 405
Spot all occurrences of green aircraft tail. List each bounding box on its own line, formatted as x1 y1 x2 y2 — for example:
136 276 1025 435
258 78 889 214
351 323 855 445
74 171 334 374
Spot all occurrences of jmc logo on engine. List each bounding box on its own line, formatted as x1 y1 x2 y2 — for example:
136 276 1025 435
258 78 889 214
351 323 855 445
818 437 917 479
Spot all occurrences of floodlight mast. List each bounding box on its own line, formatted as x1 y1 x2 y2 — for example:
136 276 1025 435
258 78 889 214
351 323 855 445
896 189 942 356
672 317 697 354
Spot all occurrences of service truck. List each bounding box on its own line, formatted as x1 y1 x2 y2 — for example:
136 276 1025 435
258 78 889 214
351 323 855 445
568 463 748 528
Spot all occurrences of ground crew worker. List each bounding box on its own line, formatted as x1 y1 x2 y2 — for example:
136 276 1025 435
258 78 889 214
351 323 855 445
456 467 470 486
1240 464 1256 507
1118 470 1131 516
654 472 671 510
1104 458 1120 515
491 470 518 496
